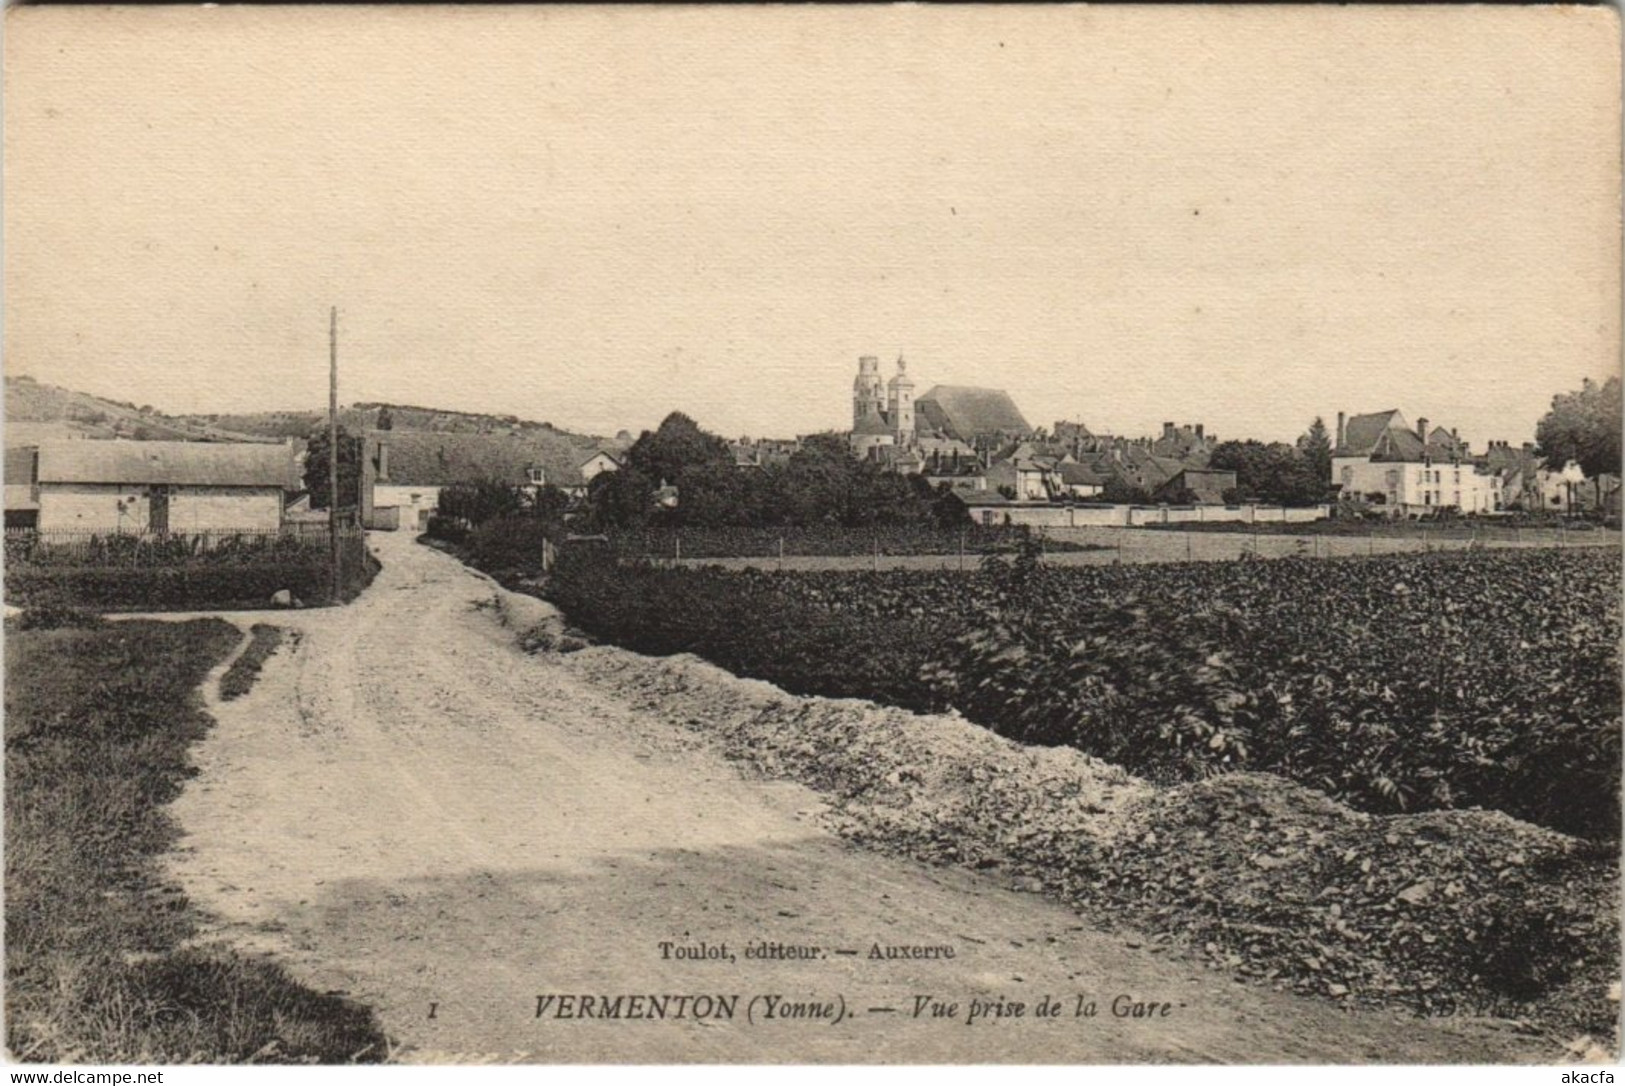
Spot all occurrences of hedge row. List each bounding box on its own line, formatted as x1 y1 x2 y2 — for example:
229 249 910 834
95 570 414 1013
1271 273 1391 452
6 540 377 611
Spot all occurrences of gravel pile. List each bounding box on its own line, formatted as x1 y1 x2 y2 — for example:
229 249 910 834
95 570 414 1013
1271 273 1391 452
1076 774 1617 1039
569 647 1148 862
547 625 1618 1048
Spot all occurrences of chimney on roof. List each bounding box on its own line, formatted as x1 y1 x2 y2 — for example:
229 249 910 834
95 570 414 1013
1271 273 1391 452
1523 441 1534 453
1336 412 1346 449
1162 422 1175 440
1417 417 1429 441
1195 423 1204 441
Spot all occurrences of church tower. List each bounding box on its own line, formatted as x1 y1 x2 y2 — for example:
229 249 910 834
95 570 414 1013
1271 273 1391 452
853 355 885 428
887 355 915 446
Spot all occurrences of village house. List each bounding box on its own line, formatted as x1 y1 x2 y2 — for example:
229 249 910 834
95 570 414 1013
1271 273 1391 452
1480 440 1545 511
362 430 620 531
1148 421 1216 462
920 441 988 492
1152 467 1237 505
923 466 988 492
1535 458 1588 515
727 437 800 469
1055 461 1109 499
1052 421 1217 469
25 439 300 533
578 450 623 487
1093 444 1189 496
1332 410 1502 515
985 456 1057 501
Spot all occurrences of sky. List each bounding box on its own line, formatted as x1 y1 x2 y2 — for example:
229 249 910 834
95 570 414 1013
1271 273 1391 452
5 6 1619 445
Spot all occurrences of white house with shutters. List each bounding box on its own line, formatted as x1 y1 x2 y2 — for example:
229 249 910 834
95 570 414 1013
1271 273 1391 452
1332 409 1502 515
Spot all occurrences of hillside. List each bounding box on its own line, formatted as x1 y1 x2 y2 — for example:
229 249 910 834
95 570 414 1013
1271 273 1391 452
177 402 627 448
5 380 627 455
4 376 274 444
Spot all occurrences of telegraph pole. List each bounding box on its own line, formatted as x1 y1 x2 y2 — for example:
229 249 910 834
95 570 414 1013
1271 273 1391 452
328 306 341 603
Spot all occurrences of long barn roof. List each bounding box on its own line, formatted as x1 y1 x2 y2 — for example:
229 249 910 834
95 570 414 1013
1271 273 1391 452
36 440 299 488
373 430 610 488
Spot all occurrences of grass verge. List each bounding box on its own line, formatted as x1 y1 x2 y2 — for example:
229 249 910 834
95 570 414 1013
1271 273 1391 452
5 617 387 1063
219 625 286 701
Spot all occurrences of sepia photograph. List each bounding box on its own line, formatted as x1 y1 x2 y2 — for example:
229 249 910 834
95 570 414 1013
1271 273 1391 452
2 3 1620 1071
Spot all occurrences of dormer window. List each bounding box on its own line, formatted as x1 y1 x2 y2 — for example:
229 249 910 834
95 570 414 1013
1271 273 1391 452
527 467 545 486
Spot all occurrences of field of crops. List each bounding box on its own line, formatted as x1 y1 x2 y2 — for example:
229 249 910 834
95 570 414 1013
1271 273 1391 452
546 545 1622 840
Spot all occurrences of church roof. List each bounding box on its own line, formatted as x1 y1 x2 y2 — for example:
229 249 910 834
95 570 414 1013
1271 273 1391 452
915 385 1031 441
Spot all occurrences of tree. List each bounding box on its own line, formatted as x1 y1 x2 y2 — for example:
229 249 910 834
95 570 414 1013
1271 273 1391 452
761 433 936 527
1210 440 1323 507
582 412 736 528
531 483 572 525
625 412 733 489
583 464 657 530
674 459 753 527
1535 376 1622 508
436 479 526 527
303 426 363 511
1297 417 1333 484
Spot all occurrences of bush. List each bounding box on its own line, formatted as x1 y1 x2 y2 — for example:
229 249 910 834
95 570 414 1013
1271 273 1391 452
8 532 325 568
436 480 527 527
425 513 469 545
7 563 328 611
5 536 375 612
465 514 555 577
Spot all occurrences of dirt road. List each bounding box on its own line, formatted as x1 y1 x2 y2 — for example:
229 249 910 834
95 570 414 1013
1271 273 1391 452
167 531 1550 1062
